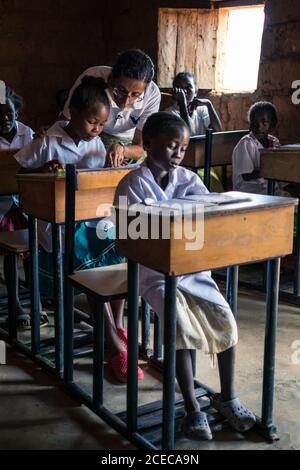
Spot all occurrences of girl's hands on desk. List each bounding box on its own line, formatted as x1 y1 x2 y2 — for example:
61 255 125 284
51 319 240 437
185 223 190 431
106 143 125 167
41 160 64 174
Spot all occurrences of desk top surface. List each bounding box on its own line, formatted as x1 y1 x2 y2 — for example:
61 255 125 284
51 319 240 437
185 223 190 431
117 192 298 220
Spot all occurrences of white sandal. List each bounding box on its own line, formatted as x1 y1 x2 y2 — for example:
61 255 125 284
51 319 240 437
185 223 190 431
181 410 213 440
211 394 256 432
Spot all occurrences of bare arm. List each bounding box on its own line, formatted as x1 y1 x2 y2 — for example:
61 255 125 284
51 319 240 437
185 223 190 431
106 128 145 165
191 99 222 132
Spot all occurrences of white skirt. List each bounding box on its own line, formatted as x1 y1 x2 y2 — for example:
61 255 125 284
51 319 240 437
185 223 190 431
174 289 238 354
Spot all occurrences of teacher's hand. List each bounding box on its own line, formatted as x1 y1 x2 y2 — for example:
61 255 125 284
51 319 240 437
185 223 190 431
106 143 125 167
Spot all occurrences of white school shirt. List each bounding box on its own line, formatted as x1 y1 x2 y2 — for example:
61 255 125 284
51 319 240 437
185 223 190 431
232 132 280 194
165 103 210 136
14 120 107 251
114 163 229 314
63 66 161 140
0 121 34 222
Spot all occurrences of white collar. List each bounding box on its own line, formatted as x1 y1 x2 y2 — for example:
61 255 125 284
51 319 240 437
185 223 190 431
0 121 26 144
141 161 179 189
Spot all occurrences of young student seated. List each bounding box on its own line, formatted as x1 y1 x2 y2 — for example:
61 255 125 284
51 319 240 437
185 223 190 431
165 71 222 135
15 76 143 382
232 101 288 195
114 112 256 440
0 86 38 327
165 71 223 192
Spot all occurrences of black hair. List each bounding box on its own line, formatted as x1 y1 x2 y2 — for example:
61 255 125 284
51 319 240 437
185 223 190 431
112 49 154 84
5 86 23 111
55 88 70 111
70 76 110 112
173 72 195 88
248 101 278 128
142 112 190 143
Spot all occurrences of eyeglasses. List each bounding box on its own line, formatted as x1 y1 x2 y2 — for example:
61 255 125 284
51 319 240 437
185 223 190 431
112 87 144 103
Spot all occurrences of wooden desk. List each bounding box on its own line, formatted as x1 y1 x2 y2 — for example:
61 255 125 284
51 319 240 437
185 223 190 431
17 168 132 223
260 147 300 298
117 193 295 274
183 130 247 168
116 193 297 449
16 167 134 375
182 130 248 190
0 150 20 195
260 148 300 183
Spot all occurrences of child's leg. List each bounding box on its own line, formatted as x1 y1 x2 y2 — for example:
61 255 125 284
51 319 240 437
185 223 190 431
176 349 199 413
23 257 30 287
3 254 25 316
176 349 212 439
110 299 125 329
103 301 126 356
214 345 256 432
217 345 236 401
87 295 125 356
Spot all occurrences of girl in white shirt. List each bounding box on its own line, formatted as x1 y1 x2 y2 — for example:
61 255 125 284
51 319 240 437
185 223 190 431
165 72 224 192
0 86 34 325
165 72 222 136
16 76 143 382
63 49 161 164
115 112 255 440
232 101 286 194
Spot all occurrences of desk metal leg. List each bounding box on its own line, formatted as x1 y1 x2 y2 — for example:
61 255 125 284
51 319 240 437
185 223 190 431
260 257 280 440
127 260 139 435
221 165 228 190
64 278 74 384
267 179 275 196
29 216 40 354
141 299 151 358
204 129 213 190
93 301 104 409
294 208 300 295
52 224 64 376
162 274 177 450
7 253 17 342
226 266 239 318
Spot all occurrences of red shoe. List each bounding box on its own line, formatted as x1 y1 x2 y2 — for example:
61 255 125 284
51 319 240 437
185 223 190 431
108 351 144 383
117 327 128 350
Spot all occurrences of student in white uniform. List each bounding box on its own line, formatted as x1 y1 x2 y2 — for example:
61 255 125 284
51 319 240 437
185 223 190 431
15 76 143 382
0 86 34 326
232 101 287 194
63 49 161 164
165 72 224 192
115 112 256 440
165 72 222 136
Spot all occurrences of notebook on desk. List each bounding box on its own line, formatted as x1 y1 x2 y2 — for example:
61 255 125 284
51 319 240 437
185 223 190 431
77 163 140 173
143 193 252 211
273 144 300 151
178 193 252 205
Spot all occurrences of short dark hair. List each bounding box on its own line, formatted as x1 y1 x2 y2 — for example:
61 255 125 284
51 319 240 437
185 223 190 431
142 112 189 143
70 76 110 112
248 101 278 128
112 49 154 84
173 72 195 88
55 88 70 111
5 87 23 111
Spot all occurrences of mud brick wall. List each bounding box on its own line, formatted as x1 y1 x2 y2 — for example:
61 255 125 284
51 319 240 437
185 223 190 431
0 0 106 129
0 0 299 142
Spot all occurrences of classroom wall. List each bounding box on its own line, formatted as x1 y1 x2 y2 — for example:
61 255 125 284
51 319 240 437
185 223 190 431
0 0 106 128
0 0 299 142
102 0 300 142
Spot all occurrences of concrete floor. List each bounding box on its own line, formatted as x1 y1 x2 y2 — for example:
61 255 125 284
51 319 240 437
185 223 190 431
1 288 300 451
